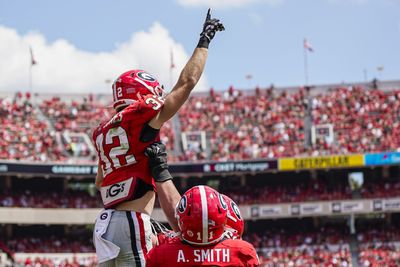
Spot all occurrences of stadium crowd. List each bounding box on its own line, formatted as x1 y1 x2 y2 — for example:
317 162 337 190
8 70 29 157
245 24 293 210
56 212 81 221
5 236 93 253
1 85 399 163
178 86 307 161
311 86 400 156
0 190 101 209
39 95 109 136
4 225 399 266
1 178 399 209
0 92 65 162
221 179 352 205
357 226 400 267
15 256 98 267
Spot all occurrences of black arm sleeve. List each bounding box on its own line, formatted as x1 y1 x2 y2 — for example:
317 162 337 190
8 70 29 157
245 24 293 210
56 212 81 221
140 123 160 143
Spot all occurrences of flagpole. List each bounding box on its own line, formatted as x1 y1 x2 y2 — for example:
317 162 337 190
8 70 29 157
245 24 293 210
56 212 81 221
29 62 33 92
169 48 174 89
169 66 173 90
29 46 36 92
304 42 309 86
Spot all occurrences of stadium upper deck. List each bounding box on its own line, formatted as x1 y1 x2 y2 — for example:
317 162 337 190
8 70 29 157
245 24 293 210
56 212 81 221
1 79 399 163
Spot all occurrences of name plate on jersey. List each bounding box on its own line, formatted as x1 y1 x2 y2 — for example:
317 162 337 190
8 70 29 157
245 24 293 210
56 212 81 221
100 177 134 208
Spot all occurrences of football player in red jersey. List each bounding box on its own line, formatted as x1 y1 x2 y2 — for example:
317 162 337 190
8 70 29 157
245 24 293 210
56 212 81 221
222 194 245 239
146 184 259 267
144 144 259 266
92 9 225 267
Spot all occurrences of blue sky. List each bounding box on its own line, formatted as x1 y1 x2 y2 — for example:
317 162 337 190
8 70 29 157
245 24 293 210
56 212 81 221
0 0 399 93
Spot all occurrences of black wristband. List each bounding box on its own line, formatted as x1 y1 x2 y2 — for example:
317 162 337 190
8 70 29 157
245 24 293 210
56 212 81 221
197 36 210 49
154 169 173 183
140 124 160 143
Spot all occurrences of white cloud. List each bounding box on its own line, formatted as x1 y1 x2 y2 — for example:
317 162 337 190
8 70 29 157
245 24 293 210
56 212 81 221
327 0 368 4
248 12 264 26
177 0 283 9
0 23 208 94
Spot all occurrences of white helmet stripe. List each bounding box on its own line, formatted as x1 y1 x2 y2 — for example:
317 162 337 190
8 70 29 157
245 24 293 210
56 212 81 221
134 77 155 95
199 185 208 243
112 82 118 101
227 212 238 222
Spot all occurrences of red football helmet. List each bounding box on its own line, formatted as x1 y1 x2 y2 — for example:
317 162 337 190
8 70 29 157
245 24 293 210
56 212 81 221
112 69 165 111
176 185 228 246
222 194 244 237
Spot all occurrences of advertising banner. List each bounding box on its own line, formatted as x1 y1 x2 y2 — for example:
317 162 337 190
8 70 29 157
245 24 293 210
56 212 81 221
341 201 364 213
0 159 278 177
201 160 278 174
279 154 364 170
260 206 282 217
383 199 400 211
365 152 400 166
300 203 323 215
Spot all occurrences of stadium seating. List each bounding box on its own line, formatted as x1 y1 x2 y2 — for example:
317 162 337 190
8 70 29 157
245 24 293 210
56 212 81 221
5 236 93 253
0 93 66 162
178 86 307 161
311 86 400 155
17 256 98 267
0 190 101 209
2 178 400 208
2 85 399 163
357 226 400 266
1 85 399 163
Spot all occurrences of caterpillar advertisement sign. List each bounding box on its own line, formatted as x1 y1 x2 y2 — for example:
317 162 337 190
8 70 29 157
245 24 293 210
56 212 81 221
279 154 364 170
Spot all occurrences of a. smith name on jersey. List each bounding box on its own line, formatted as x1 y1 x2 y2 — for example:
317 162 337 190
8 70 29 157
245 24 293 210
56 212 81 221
177 248 230 263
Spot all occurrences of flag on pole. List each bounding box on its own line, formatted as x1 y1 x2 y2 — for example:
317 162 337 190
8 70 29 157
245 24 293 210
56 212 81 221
170 49 175 69
304 38 314 52
30 46 37 65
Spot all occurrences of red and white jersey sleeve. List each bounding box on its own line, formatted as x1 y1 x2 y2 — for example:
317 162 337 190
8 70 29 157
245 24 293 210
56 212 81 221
146 238 259 267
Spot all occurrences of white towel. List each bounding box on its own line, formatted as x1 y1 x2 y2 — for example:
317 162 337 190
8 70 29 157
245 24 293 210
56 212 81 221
93 209 120 263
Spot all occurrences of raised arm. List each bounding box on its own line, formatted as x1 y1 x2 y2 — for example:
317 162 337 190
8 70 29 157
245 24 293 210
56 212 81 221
145 142 181 231
149 9 224 129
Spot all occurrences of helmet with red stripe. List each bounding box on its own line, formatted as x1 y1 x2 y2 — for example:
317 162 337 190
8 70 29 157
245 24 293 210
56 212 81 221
222 194 244 238
176 185 228 245
112 69 165 111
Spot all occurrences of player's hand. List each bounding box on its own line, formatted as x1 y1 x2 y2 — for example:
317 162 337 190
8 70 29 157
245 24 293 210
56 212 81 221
197 8 225 49
145 142 173 183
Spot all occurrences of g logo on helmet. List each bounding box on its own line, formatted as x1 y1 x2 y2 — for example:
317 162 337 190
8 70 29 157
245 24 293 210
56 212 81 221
100 213 108 220
231 201 242 220
178 196 187 213
137 71 157 82
218 194 228 210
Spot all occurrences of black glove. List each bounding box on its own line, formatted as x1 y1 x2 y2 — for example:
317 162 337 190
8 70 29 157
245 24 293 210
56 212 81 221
145 142 173 183
197 8 225 49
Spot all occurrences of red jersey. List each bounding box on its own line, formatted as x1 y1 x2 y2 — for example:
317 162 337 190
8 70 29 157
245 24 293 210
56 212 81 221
146 238 260 267
92 94 164 208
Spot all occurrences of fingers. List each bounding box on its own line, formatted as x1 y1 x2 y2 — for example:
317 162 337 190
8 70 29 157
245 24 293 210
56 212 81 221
145 142 167 158
210 19 224 32
217 22 225 31
206 8 211 21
